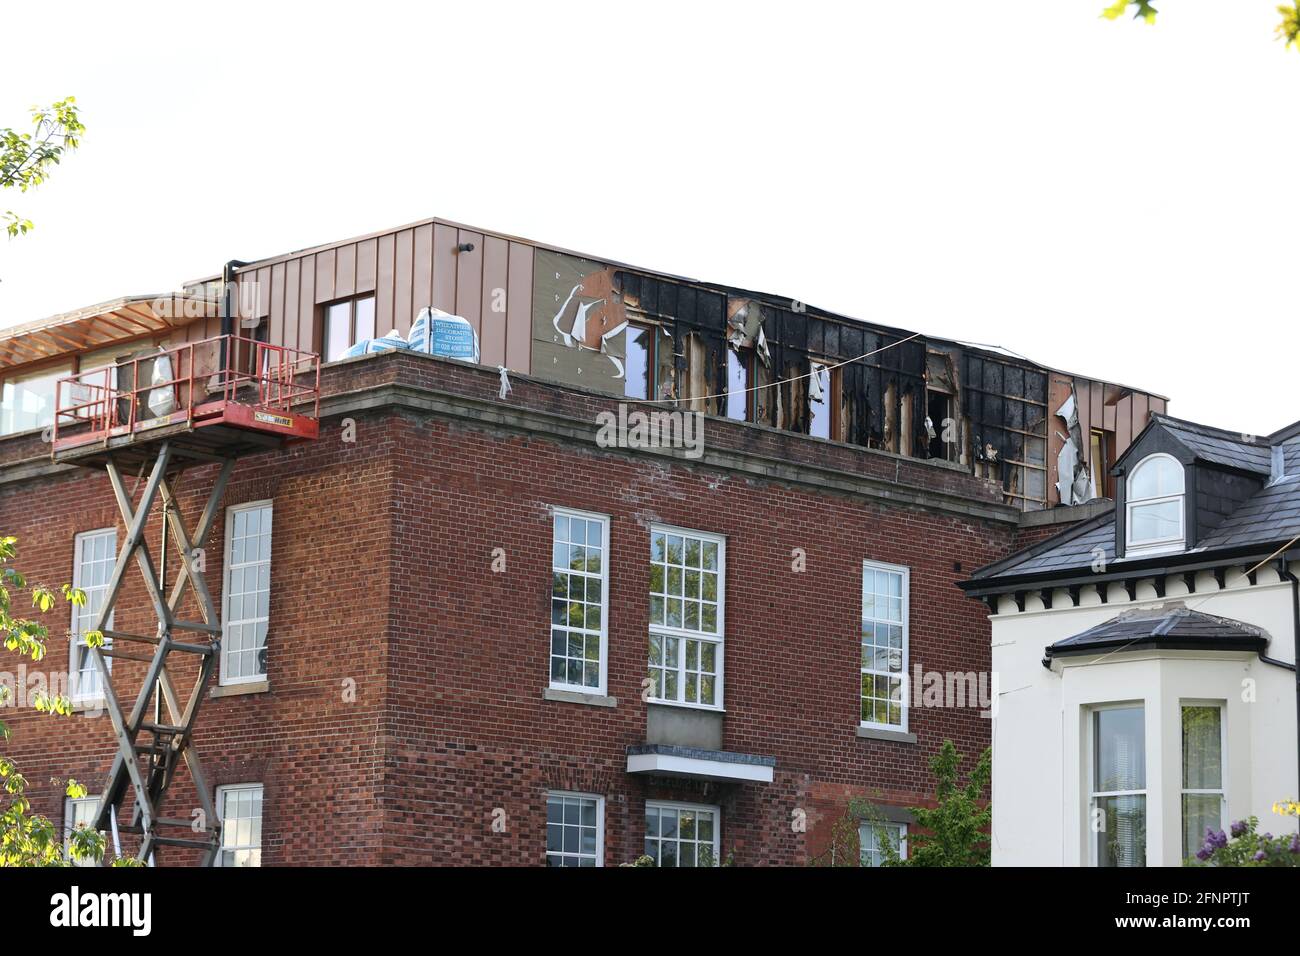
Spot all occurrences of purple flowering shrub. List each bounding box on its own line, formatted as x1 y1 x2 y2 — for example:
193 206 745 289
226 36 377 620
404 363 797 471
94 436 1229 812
1188 816 1300 867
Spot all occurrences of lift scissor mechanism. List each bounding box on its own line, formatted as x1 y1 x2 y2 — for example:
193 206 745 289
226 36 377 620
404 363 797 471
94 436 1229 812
51 333 320 865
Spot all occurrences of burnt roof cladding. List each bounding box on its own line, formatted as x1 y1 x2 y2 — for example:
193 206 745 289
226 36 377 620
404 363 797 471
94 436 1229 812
3 214 1170 513
965 414 1300 586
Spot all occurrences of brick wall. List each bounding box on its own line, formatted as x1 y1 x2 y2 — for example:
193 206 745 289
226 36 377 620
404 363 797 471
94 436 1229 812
0 350 1052 866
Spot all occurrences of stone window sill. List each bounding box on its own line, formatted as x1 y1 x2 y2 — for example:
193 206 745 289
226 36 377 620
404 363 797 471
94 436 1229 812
543 687 617 708
856 726 917 744
210 679 270 699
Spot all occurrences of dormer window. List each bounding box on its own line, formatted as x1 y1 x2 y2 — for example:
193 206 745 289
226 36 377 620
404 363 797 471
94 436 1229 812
1126 453 1185 554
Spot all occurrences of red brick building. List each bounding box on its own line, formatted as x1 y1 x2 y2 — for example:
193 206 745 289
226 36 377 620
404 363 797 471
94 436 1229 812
0 217 1164 865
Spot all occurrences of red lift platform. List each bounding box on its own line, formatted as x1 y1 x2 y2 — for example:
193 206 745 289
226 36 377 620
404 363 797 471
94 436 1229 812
52 335 320 865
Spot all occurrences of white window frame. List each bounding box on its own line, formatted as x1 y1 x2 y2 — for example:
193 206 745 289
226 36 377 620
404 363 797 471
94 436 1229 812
644 800 722 867
63 793 102 867
1180 700 1227 860
215 782 263 867
220 500 273 686
647 524 726 711
1087 701 1148 868
70 528 116 703
1125 453 1185 555
544 790 605 867
858 820 908 867
548 507 610 696
860 560 910 733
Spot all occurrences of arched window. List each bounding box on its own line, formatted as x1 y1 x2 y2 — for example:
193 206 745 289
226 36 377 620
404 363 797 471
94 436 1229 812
1126 453 1185 553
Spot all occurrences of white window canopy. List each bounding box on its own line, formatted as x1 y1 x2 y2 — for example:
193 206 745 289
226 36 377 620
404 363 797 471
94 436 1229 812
625 744 774 783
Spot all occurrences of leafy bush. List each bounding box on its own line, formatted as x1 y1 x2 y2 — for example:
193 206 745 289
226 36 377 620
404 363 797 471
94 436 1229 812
1189 814 1300 867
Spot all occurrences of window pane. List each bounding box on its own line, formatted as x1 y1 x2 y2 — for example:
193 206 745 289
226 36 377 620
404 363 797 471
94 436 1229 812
1182 794 1222 860
219 785 263 867
808 363 831 439
354 296 376 343
1181 706 1222 789
324 303 353 362
1130 500 1180 543
725 349 748 421
1130 456 1183 499
546 794 601 867
550 512 606 690
1096 795 1146 867
1094 707 1145 792
625 325 651 401
2 364 72 435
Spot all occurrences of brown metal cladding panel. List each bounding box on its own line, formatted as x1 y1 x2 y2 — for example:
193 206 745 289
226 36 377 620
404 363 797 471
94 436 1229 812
1090 381 1104 435
505 242 533 373
1150 396 1166 417
299 254 317 353
236 276 255 323
393 229 415 338
432 224 458 314
335 244 357 299
270 263 286 347
283 259 301 353
479 235 509 367
1115 394 1133 452
376 233 396 334
412 224 433 314
314 249 336 305
356 238 377 294
1130 392 1150 437
455 230 484 336
256 268 272 319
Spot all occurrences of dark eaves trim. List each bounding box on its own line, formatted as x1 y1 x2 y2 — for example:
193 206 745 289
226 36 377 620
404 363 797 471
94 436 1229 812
1044 636 1268 661
958 545 1300 598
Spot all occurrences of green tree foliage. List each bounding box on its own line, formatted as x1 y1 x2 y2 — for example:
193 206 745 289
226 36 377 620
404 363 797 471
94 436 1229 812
820 740 992 867
881 739 991 867
0 534 120 866
1 98 84 238
1102 1 1300 50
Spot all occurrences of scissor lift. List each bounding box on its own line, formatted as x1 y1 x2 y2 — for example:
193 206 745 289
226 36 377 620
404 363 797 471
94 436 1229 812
52 334 319 865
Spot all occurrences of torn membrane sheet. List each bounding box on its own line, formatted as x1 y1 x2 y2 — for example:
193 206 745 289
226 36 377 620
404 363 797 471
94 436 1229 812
1054 390 1095 505
726 299 772 367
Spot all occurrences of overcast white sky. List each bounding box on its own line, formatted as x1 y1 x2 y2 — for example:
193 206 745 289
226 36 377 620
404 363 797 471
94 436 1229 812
2 1 1296 433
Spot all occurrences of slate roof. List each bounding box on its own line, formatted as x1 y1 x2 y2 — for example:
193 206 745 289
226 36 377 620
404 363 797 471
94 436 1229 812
1154 415 1273 475
967 415 1300 585
1045 606 1266 659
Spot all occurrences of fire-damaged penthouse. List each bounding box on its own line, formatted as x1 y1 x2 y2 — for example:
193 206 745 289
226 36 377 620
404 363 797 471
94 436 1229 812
0 216 1169 867
3 219 1163 512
